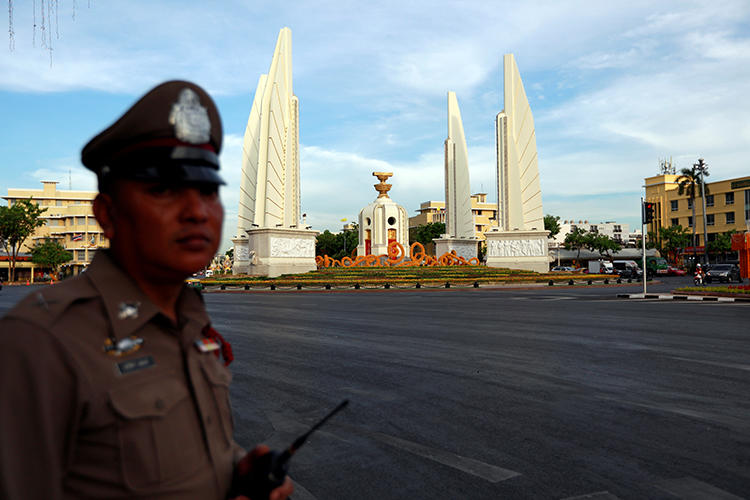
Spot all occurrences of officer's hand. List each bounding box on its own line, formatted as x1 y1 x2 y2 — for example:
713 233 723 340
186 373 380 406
231 445 294 500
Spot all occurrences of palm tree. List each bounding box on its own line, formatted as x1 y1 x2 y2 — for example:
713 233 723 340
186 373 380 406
676 164 710 266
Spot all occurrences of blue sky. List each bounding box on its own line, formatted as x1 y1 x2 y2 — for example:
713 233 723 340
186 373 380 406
2 0 749 252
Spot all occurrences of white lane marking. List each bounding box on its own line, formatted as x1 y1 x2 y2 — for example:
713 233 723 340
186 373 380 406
366 430 520 483
667 356 750 372
595 396 750 433
562 491 621 500
653 476 745 499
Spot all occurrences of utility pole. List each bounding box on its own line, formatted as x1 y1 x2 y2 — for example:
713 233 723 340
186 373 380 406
694 158 709 265
641 197 647 295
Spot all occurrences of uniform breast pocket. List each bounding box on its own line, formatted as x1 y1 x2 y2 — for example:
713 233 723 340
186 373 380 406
201 359 234 447
109 375 206 490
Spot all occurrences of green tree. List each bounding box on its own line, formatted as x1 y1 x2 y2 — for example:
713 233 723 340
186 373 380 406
0 198 47 282
412 222 446 245
676 165 710 260
544 214 561 239
659 225 691 264
316 230 339 257
590 233 622 259
315 227 359 259
31 239 72 278
225 248 234 260
563 227 588 264
707 230 737 258
335 226 359 260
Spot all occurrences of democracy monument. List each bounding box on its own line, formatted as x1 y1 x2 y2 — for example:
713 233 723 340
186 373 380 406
356 172 409 257
434 91 478 260
484 53 549 273
232 28 318 277
230 30 546 275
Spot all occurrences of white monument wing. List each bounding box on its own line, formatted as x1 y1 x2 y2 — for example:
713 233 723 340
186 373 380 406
445 92 474 239
496 54 544 231
237 27 300 231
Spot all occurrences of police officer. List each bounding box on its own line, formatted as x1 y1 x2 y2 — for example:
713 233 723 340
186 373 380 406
0 81 293 500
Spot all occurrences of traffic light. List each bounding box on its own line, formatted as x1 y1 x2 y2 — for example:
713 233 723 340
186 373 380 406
643 201 656 224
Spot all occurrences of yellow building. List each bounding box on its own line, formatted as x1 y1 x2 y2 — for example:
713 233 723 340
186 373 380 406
645 174 750 251
2 181 108 280
409 193 498 240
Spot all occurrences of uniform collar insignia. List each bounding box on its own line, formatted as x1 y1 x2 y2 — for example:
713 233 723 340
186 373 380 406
104 335 144 356
169 88 211 144
117 301 141 320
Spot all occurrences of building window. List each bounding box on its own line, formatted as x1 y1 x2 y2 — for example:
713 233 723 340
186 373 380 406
687 199 693 209
706 214 714 226
705 194 714 207
671 218 679 226
670 200 678 211
745 190 750 222
726 212 735 225
76 216 86 225
614 225 621 232
76 250 86 261
726 192 734 205
688 216 693 227
590 225 598 232
707 233 717 243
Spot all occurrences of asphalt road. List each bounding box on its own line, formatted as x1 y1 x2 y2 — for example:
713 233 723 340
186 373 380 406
2 278 749 499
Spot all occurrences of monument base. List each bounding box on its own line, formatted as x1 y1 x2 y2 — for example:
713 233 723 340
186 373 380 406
484 229 550 273
233 227 319 277
434 237 478 260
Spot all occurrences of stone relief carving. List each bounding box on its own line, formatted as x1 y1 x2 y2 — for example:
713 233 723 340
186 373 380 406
270 237 315 257
451 243 477 261
488 238 544 257
235 244 250 261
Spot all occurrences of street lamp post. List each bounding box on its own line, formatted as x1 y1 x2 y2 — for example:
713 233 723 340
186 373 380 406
694 159 709 265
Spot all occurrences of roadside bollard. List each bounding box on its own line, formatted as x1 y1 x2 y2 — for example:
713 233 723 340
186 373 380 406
587 279 592 285
384 283 390 289
415 283 421 289
325 284 331 290
445 282 450 288
244 285 250 290
548 280 554 286
270 284 276 290
220 284 226 290
354 283 360 289
297 284 302 290
473 282 479 288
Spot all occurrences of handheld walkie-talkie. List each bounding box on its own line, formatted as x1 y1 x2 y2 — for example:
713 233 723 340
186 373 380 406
230 399 349 499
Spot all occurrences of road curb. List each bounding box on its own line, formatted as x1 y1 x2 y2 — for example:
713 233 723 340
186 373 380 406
617 293 750 303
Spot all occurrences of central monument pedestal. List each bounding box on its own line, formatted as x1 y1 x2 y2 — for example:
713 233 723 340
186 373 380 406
233 227 318 277
434 237 477 260
484 229 550 273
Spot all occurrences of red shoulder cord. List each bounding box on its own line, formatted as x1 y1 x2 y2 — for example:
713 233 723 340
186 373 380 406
202 325 234 366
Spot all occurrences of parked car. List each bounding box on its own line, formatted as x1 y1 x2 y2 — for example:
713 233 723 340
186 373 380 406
705 263 742 283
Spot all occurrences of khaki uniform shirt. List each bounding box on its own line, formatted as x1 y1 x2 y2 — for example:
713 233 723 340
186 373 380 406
0 251 241 499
